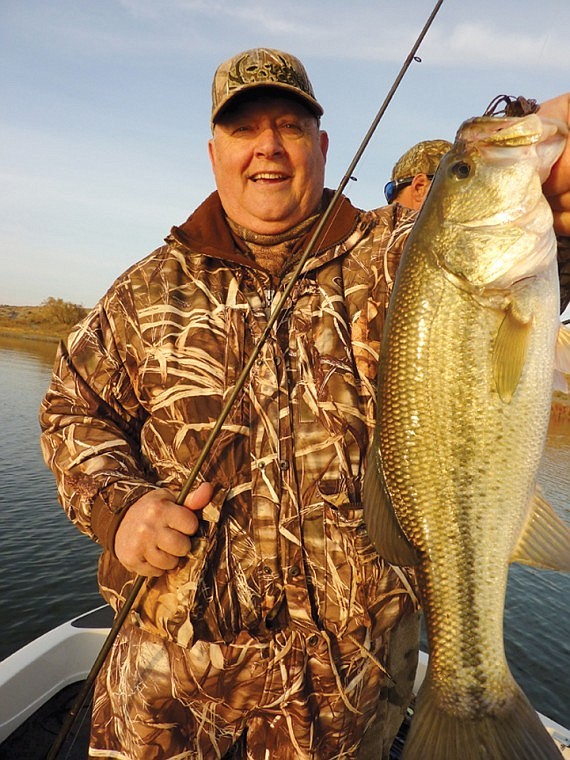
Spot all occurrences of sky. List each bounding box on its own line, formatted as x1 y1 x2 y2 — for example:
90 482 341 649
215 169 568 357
2 0 570 310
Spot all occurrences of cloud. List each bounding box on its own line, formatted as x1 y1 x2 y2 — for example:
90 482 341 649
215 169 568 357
421 23 565 69
116 0 569 71
23 0 565 72
119 0 324 39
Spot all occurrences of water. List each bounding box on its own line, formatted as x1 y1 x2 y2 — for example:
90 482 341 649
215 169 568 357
0 336 101 659
0 335 568 727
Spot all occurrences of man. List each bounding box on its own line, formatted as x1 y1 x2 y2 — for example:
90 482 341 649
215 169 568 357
371 138 452 313
382 138 452 210
40 48 420 760
40 48 570 759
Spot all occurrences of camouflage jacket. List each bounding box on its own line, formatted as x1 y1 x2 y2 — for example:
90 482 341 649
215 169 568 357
39 193 416 648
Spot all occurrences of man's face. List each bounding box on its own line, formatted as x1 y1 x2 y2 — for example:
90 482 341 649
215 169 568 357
208 96 329 234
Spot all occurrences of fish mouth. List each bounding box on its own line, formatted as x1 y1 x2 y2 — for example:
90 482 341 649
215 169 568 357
460 114 543 147
458 113 567 181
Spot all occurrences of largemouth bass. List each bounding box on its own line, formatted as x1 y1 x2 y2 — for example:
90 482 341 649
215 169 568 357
363 108 570 759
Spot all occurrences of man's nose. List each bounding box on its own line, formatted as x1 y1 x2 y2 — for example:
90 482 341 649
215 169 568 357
254 126 284 156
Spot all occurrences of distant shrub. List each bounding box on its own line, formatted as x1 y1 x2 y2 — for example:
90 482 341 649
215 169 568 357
37 297 88 326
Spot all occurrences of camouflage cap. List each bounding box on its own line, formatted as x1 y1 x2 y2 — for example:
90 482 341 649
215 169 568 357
211 48 323 125
391 139 453 181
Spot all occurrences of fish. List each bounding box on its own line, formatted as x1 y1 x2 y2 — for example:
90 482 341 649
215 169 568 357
363 107 570 760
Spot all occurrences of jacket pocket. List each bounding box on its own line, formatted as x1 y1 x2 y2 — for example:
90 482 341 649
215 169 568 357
317 480 419 643
314 478 381 636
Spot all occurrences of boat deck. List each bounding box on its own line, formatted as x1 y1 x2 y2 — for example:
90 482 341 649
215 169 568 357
0 681 90 759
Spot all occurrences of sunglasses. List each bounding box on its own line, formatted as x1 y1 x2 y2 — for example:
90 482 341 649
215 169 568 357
384 174 433 204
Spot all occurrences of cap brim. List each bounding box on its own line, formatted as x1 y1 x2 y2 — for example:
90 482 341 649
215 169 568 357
212 83 323 124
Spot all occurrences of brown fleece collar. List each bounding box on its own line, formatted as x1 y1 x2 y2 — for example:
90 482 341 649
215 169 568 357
168 190 361 268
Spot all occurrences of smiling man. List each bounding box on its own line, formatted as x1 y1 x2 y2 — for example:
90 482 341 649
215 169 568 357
39 48 570 760
209 98 328 234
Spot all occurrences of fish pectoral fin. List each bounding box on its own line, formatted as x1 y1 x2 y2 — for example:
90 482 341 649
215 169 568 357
363 442 419 567
492 303 533 403
510 487 570 571
553 323 570 393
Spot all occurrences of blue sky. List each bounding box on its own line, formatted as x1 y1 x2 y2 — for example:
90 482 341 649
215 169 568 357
2 0 570 310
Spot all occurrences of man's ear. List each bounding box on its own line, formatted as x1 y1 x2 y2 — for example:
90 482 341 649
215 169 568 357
410 173 432 206
207 138 216 171
319 130 329 161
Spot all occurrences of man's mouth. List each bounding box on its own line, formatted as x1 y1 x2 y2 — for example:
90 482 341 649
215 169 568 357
249 172 290 183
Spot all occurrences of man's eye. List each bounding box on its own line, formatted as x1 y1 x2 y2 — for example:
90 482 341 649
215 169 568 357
280 122 303 136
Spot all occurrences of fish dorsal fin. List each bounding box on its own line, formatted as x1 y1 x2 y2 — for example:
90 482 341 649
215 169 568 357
363 442 419 567
553 323 570 393
510 487 570 571
493 303 533 403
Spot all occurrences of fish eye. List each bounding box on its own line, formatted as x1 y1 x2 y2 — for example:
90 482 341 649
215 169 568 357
450 161 471 180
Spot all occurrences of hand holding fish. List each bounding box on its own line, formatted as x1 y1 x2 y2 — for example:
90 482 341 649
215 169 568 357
541 92 570 235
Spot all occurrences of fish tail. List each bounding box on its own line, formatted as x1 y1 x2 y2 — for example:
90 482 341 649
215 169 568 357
401 672 563 759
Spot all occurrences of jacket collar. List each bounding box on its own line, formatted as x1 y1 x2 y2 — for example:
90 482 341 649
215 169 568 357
168 190 368 271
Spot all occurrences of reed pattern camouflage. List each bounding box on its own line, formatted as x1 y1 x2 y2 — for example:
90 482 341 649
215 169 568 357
39 191 570 757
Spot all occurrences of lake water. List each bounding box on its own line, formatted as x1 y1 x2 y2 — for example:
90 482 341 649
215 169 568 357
0 334 568 727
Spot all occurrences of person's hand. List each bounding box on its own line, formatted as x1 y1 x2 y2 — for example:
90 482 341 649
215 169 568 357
114 482 214 576
540 93 570 235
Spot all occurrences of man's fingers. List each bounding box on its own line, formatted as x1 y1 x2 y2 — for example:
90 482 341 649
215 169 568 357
147 544 184 571
182 481 214 511
553 209 570 237
540 93 570 235
156 527 192 559
539 93 570 124
115 484 214 576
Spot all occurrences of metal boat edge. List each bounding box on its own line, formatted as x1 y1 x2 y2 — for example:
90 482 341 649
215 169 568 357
0 605 113 742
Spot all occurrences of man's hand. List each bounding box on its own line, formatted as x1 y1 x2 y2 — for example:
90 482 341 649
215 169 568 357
114 482 214 577
541 93 570 235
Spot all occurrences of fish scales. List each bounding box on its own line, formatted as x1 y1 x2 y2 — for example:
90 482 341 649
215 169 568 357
364 110 570 759
384 251 556 699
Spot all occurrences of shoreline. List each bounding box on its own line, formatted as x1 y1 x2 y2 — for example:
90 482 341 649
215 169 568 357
0 303 81 343
1 307 569 423
0 329 61 343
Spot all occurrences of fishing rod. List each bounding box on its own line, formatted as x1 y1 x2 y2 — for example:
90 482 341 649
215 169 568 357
46 2 445 757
